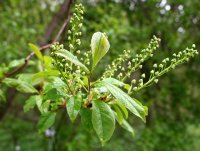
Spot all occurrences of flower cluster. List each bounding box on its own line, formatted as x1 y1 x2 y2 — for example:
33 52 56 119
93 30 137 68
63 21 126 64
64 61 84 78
102 50 130 79
129 44 198 93
103 36 160 81
50 42 86 95
67 3 84 53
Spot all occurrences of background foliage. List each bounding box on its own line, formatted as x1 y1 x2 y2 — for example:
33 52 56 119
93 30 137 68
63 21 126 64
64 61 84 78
0 0 200 150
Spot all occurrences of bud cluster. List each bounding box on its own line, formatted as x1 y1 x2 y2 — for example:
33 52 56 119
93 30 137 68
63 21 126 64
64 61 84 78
122 36 160 81
67 4 84 53
103 50 131 79
130 44 198 93
50 42 86 94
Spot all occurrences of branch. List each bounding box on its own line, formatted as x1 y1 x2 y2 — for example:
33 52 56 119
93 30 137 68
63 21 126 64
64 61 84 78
1 18 69 81
0 0 73 121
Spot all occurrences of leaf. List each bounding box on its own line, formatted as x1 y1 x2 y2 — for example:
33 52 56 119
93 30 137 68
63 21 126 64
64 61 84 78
103 78 130 90
3 78 19 87
32 70 59 81
44 88 64 101
3 78 38 94
23 95 39 112
112 104 123 124
37 112 56 133
16 81 38 93
91 32 110 68
36 96 45 113
92 100 115 145
102 81 148 122
116 102 128 119
121 120 135 137
80 108 92 131
8 59 24 68
66 95 82 122
113 111 135 137
0 89 6 102
29 43 43 61
55 49 89 74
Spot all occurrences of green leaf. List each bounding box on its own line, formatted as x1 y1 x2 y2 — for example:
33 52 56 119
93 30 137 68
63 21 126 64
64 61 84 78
103 78 130 90
29 43 43 61
44 88 64 101
23 95 39 112
3 78 38 94
113 112 135 137
116 102 128 119
112 104 123 124
102 81 148 122
0 89 6 102
91 32 110 68
55 49 89 74
16 81 38 93
8 59 24 68
92 100 115 145
121 120 135 137
80 108 92 131
66 95 82 122
37 112 56 133
3 78 19 87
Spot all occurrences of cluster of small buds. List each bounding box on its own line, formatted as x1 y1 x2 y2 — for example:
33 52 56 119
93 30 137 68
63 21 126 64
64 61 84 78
50 42 86 94
130 44 198 93
122 36 160 81
103 50 131 79
80 51 91 66
67 4 84 53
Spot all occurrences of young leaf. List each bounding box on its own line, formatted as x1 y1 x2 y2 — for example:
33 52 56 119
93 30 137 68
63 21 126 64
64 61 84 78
55 49 89 74
8 59 25 68
0 89 6 102
23 95 39 112
16 81 38 94
112 104 123 124
120 120 135 137
113 112 135 137
91 32 110 69
3 78 19 87
37 112 56 133
92 100 115 145
29 43 43 61
44 88 64 101
66 96 82 122
102 81 148 122
3 78 38 94
116 102 128 119
103 78 130 90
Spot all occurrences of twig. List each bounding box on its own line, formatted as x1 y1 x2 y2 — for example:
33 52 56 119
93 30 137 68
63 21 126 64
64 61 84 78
1 18 69 81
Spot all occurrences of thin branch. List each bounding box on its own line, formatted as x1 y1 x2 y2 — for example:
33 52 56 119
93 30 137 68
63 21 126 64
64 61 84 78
1 18 69 81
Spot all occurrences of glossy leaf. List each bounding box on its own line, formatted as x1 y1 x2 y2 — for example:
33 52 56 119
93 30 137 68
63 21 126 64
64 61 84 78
55 49 89 74
29 43 43 61
92 100 115 145
37 112 56 133
102 81 148 122
66 96 82 122
91 32 110 68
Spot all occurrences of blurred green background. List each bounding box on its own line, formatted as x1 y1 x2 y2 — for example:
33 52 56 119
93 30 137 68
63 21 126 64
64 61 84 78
0 0 200 150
